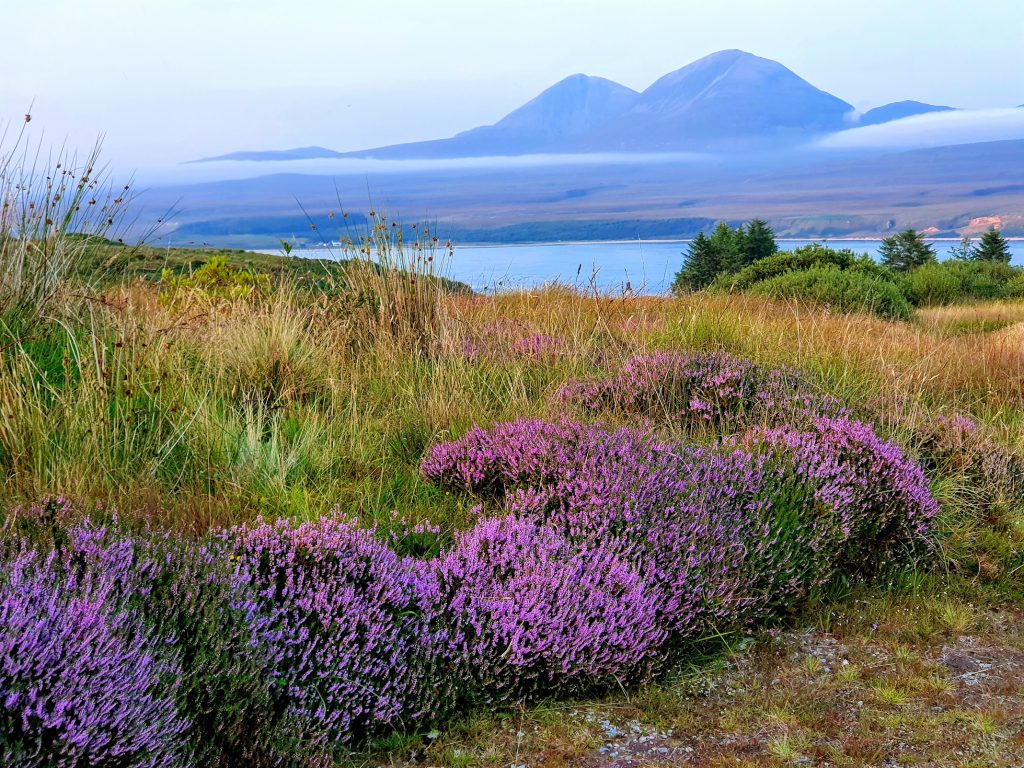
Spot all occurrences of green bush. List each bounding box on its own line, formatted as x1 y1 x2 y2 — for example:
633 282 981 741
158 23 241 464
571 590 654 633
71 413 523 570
1007 272 1024 298
716 244 896 292
905 259 1024 306
906 262 963 307
749 266 914 321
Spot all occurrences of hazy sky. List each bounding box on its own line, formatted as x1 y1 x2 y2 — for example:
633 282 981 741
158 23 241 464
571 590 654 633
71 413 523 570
3 0 1022 170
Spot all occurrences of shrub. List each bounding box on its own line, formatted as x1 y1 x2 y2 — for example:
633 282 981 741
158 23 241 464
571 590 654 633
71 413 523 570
425 420 771 634
557 351 847 434
230 514 452 746
47 520 299 767
0 546 185 767
905 259 1024 306
906 262 963 306
160 255 272 307
423 416 938 636
716 244 858 291
435 515 665 703
748 266 914 321
746 416 939 574
910 414 1024 512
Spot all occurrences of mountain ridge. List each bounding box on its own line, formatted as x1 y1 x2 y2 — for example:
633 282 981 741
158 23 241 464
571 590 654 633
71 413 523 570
188 50 1003 163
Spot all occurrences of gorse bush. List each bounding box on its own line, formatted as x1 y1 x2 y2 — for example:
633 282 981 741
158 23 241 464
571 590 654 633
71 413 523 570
748 266 915 321
159 256 272 307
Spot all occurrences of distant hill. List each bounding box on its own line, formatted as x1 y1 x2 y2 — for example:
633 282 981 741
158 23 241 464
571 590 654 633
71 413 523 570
857 100 956 126
192 146 344 163
154 139 1024 246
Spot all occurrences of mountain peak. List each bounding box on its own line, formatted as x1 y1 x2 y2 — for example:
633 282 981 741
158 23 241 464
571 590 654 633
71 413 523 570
452 73 638 145
585 50 854 151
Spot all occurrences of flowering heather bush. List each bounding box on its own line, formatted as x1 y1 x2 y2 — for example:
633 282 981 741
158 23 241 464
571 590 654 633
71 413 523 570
423 415 939 635
0 547 185 768
746 416 939 574
913 414 1024 509
231 514 452 746
35 520 302 767
557 352 847 433
425 419 821 635
435 515 665 702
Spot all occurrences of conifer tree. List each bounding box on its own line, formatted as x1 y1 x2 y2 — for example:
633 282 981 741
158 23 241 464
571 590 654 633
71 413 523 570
972 227 1011 263
672 232 719 292
879 229 936 272
739 219 778 266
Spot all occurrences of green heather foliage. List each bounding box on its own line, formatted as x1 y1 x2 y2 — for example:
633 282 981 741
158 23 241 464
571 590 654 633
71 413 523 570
748 266 914 321
972 226 1012 263
879 229 937 272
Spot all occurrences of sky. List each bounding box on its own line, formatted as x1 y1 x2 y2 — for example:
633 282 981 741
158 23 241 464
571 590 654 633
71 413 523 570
2 0 1023 173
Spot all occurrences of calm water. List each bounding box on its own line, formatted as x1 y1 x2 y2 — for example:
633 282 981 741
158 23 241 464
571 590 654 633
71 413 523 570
279 239 1024 294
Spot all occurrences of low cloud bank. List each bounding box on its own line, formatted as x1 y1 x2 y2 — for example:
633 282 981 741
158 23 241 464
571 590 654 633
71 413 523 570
819 108 1024 150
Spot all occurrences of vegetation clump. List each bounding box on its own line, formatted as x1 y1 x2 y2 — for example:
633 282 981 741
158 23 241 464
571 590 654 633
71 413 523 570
159 255 272 306
748 266 915 321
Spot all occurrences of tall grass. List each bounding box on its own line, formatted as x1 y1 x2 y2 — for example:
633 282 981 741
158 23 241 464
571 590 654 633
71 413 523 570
0 118 128 319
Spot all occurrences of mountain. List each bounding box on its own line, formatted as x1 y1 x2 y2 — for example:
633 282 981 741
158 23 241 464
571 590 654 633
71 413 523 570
583 50 854 151
344 74 639 159
192 146 344 163
857 100 956 126
189 50 987 162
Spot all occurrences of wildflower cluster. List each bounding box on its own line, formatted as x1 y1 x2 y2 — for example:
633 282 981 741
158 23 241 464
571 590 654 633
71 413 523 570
230 514 454 745
0 545 185 768
557 351 847 432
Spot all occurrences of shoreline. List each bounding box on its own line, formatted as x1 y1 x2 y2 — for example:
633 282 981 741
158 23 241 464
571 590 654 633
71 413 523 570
280 236 1024 252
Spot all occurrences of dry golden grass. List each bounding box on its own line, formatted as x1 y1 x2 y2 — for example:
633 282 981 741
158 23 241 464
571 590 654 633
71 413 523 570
3 271 1024 531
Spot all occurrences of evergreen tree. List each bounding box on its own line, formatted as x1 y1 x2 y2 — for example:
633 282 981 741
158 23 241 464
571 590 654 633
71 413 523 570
971 227 1011 263
948 236 973 260
878 229 936 272
707 221 743 273
672 223 748 291
672 232 718 292
739 219 778 266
